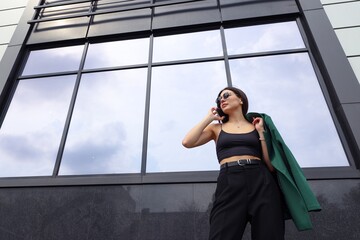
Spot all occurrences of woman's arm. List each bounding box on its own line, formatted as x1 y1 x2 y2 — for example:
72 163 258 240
182 107 223 148
253 117 274 172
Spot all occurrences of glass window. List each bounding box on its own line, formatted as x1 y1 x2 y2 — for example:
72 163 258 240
21 45 84 75
153 30 223 62
225 21 305 55
147 61 227 173
59 68 147 175
84 38 150 69
0 76 76 177
229 53 349 167
1 20 351 179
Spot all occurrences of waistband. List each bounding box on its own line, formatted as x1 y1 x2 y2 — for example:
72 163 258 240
220 159 262 169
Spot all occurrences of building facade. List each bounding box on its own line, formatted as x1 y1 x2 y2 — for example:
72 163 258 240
0 0 359 239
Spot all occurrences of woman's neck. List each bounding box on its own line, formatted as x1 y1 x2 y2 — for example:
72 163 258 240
228 110 245 121
227 112 248 126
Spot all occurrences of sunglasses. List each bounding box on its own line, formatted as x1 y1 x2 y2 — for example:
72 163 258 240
216 92 231 104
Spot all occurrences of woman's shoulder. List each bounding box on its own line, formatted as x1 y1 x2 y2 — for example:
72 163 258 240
206 122 222 136
209 122 222 130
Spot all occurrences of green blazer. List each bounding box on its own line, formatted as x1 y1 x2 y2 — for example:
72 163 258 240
246 112 321 231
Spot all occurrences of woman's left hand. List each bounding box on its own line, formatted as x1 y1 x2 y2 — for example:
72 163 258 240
252 117 265 133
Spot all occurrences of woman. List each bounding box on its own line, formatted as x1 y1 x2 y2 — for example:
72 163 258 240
182 87 284 240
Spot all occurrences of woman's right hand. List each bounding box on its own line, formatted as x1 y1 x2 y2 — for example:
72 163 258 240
182 107 223 148
209 107 224 122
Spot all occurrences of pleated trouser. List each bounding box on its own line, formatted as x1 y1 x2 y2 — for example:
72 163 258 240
209 162 285 240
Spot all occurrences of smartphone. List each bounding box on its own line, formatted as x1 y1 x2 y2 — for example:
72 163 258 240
216 108 227 122
214 108 221 116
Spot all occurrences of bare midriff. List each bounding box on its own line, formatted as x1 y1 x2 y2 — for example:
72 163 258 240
219 155 262 165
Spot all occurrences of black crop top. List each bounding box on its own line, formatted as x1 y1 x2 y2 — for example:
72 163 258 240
216 129 262 162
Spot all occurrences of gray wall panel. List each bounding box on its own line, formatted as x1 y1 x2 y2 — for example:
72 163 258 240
303 9 360 104
342 103 360 161
220 0 299 22
27 17 90 44
88 0 151 37
296 0 323 10
152 0 220 30
88 9 152 38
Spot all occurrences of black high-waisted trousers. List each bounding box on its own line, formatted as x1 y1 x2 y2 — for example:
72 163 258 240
209 162 285 240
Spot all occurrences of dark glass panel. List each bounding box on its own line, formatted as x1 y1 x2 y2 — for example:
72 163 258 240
59 68 147 175
84 38 149 69
225 21 305 55
229 53 348 167
147 61 227 172
22 46 84 75
0 76 76 177
153 30 223 62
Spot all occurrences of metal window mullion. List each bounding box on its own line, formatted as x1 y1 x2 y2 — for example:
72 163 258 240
151 56 224 67
217 0 223 23
0 49 31 128
85 0 97 38
227 48 308 60
141 34 154 176
52 43 90 176
295 17 335 110
220 26 232 87
18 70 79 80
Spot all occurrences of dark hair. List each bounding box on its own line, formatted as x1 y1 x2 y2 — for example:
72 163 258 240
216 86 249 123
